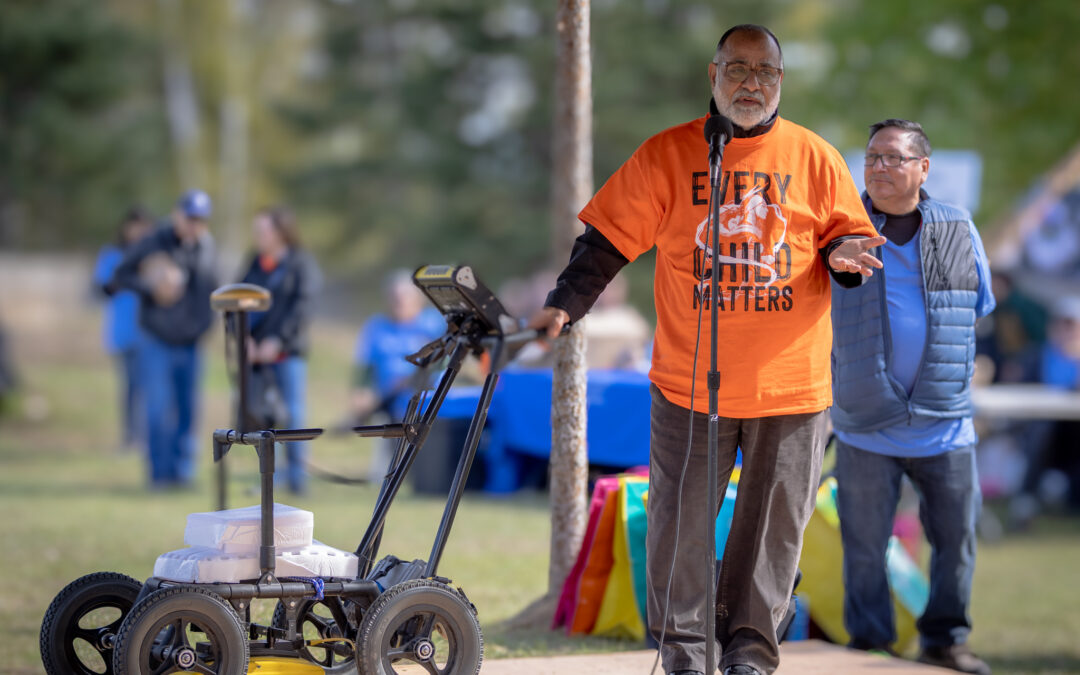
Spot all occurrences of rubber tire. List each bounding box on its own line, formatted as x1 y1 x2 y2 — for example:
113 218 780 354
271 597 357 673
112 586 248 675
40 571 143 675
356 579 482 675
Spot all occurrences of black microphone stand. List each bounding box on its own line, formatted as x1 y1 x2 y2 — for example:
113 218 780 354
704 129 726 675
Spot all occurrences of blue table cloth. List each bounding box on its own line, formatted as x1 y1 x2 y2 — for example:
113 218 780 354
435 368 652 493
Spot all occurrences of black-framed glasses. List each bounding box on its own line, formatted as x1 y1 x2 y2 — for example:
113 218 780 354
716 61 782 86
864 153 923 168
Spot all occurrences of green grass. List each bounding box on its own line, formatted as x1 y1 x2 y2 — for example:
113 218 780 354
967 514 1080 674
3 317 1080 674
0 320 630 673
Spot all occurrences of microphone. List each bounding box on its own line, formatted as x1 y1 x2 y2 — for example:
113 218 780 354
704 114 734 161
704 114 734 183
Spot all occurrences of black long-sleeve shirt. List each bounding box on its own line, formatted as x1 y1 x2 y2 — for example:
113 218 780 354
238 249 322 358
112 223 219 345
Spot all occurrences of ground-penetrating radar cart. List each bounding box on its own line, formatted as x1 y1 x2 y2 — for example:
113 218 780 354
41 264 551 675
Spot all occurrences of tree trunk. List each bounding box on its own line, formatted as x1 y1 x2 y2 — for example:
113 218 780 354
503 0 592 631
218 0 253 267
548 325 589 595
156 0 204 191
547 0 593 597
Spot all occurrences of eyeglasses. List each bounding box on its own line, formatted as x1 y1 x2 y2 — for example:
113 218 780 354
721 61 781 86
716 61 782 87
864 153 924 168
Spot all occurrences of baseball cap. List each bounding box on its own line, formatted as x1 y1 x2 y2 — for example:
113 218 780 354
178 189 212 219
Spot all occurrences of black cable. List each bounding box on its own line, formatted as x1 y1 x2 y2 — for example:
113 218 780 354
305 461 370 485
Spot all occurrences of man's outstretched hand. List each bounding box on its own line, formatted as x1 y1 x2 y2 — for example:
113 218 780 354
528 306 570 339
829 236 887 276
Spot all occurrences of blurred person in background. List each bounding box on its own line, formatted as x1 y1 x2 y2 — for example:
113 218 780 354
582 274 652 371
497 269 561 369
350 269 443 482
1036 297 1080 389
500 268 653 371
1008 297 1080 528
238 206 322 495
972 270 1048 509
93 206 152 452
831 119 994 675
113 189 219 489
974 269 1047 384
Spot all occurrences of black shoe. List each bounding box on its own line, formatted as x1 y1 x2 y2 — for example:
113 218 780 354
723 666 762 675
917 645 991 675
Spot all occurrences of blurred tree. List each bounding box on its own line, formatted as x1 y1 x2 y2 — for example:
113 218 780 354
0 0 167 248
283 0 558 297
146 0 324 264
5 0 1076 302
792 1 1080 231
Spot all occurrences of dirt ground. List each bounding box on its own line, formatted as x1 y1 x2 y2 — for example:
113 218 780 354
470 640 956 674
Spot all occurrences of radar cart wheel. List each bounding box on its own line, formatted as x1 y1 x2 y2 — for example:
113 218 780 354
40 571 143 675
112 586 247 674
356 579 482 675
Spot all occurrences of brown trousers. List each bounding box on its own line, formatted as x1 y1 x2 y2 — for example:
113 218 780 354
645 385 828 674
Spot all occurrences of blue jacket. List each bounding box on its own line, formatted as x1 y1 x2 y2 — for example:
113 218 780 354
831 191 982 432
93 245 141 353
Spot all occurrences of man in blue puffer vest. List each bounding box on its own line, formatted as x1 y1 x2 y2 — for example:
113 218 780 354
830 119 995 675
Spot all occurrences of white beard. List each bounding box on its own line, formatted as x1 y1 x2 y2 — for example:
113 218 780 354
713 85 777 130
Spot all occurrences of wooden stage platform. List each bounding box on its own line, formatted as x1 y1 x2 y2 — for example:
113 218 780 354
474 640 955 674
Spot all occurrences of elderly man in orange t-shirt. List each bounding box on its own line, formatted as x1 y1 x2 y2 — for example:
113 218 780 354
531 24 883 675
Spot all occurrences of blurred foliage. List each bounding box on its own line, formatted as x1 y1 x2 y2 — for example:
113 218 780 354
0 0 168 248
808 0 1080 234
3 0 1080 312
283 0 558 291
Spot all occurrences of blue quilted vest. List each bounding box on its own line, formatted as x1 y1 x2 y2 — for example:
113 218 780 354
831 191 980 432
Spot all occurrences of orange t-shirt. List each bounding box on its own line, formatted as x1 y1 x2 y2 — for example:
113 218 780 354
579 116 877 417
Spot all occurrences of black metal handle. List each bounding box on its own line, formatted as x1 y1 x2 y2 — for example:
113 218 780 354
271 428 324 442
352 423 405 438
